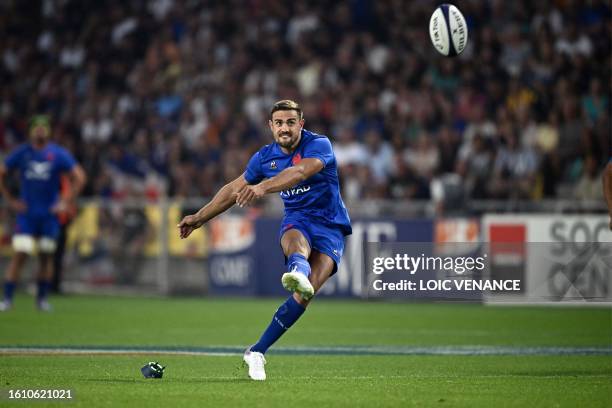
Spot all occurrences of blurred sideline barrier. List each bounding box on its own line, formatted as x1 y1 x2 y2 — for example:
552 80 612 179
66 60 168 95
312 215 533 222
481 215 611 304
0 199 609 304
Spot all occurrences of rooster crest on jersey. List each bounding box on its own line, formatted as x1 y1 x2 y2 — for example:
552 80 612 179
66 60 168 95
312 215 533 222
429 4 468 57
292 153 302 165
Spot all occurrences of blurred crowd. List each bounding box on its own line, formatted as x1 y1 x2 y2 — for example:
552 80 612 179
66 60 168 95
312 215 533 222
0 0 610 208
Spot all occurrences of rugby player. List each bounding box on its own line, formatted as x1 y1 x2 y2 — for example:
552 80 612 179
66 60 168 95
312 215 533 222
178 100 352 380
0 116 85 311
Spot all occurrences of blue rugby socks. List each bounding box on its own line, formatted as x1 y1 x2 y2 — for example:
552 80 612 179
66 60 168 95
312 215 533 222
250 296 306 354
3 281 16 303
37 280 50 302
2 280 52 308
287 253 311 278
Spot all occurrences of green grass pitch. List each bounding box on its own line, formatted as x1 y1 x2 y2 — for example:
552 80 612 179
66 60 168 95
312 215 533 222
0 294 610 407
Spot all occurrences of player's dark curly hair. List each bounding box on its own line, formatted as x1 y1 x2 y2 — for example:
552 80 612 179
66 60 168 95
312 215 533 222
270 100 303 119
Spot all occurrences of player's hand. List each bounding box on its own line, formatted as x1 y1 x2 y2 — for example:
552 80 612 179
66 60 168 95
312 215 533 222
235 184 265 207
51 199 70 215
9 198 27 213
177 214 204 239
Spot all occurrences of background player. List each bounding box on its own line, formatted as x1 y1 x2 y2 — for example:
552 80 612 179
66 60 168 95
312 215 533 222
178 100 351 380
0 115 86 311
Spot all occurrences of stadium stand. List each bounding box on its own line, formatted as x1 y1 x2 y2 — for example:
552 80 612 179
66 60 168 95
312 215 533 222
0 0 610 209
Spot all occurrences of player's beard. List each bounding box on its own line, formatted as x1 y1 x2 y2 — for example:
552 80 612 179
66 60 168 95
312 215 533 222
31 126 50 148
276 131 298 149
32 135 48 148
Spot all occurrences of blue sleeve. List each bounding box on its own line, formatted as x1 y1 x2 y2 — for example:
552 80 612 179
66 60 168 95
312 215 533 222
303 137 334 166
244 151 264 184
57 148 77 172
4 146 26 170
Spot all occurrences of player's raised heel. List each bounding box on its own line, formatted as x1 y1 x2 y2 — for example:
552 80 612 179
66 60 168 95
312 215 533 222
243 348 266 381
281 271 314 300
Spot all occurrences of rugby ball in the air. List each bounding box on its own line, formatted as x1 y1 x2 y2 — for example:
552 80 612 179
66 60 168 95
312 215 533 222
429 4 468 56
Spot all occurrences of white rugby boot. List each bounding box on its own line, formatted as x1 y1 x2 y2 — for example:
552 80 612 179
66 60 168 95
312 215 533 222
243 348 266 381
0 300 12 312
281 267 314 300
37 299 52 312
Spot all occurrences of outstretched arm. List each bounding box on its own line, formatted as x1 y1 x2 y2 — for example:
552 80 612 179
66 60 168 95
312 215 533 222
178 174 249 239
235 158 324 207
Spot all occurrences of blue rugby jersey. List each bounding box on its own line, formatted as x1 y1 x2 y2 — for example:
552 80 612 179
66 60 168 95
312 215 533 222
4 143 76 215
244 129 352 235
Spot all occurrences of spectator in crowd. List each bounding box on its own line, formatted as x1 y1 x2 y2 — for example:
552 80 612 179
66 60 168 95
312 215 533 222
491 129 539 199
574 155 604 201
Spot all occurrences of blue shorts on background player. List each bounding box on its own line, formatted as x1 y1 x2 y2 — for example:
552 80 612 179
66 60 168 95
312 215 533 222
0 115 86 312
178 100 351 381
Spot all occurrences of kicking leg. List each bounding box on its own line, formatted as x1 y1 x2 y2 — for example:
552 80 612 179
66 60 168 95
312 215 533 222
244 229 312 380
249 229 310 355
245 247 336 380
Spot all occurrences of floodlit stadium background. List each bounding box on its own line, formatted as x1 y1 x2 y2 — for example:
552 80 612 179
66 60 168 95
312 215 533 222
0 0 609 299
